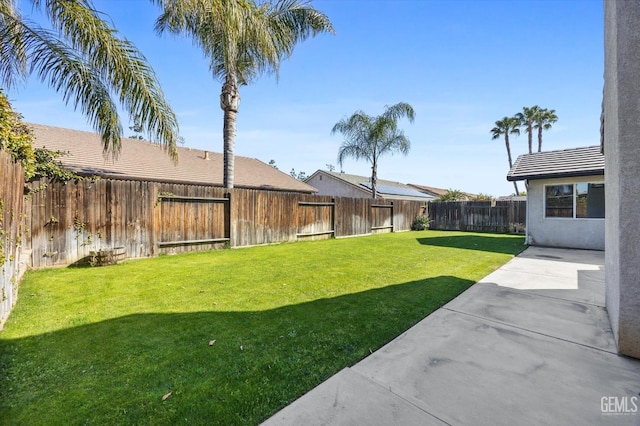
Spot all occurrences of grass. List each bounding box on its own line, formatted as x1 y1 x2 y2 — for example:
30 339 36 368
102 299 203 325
0 230 525 425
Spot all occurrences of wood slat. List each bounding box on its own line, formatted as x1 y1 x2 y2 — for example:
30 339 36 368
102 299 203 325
22 178 434 267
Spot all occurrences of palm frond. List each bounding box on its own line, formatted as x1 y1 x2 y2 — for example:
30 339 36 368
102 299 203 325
21 21 122 153
0 1 28 88
39 0 179 159
333 103 414 170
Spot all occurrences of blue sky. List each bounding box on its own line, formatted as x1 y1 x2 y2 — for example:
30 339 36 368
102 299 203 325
10 0 603 197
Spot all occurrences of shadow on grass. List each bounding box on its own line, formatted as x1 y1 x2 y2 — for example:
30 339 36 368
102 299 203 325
0 275 473 426
417 234 526 255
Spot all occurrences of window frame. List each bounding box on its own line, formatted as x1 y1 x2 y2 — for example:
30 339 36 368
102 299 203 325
543 181 605 220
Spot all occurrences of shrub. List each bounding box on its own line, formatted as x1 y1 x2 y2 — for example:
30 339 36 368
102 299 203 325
411 214 430 230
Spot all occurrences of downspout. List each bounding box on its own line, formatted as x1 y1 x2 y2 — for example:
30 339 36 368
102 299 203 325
525 179 530 245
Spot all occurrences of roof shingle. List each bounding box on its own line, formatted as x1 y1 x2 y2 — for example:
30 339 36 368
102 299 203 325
507 146 604 181
29 123 317 193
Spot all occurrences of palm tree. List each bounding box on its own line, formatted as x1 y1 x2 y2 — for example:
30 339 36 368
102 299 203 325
155 0 334 188
0 0 180 159
533 108 557 152
491 116 521 195
332 102 415 199
515 105 542 154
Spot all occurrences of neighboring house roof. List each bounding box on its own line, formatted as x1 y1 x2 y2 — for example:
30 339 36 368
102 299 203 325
408 183 477 200
406 184 449 197
507 145 604 181
497 195 527 202
306 170 434 201
29 123 317 193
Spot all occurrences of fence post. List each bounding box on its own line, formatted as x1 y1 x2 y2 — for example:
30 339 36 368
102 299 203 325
225 191 232 247
331 197 336 238
391 201 395 232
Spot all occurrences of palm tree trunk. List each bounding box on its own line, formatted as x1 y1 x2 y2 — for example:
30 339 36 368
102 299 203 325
527 124 533 154
537 126 543 152
223 108 236 189
371 160 378 199
220 76 240 189
505 135 520 195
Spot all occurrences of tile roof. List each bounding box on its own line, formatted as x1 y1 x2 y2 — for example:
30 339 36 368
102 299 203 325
406 184 449 197
507 146 604 181
29 123 317 193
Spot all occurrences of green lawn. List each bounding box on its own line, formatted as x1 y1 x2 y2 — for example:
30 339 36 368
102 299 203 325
0 230 525 425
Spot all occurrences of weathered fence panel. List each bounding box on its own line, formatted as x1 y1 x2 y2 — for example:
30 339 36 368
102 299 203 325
334 196 370 237
25 180 427 268
297 199 335 240
0 150 25 328
371 202 394 233
394 200 428 231
428 200 526 233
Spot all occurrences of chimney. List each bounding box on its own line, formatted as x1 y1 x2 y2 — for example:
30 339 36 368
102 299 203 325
204 151 210 160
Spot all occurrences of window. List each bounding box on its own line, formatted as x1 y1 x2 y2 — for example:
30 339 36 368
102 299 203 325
545 185 574 217
545 183 605 219
576 183 605 218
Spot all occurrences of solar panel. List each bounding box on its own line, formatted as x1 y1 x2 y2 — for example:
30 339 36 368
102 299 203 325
359 182 433 198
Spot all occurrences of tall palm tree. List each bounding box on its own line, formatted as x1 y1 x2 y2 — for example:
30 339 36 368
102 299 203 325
533 108 557 152
491 116 520 195
155 0 334 188
515 105 542 154
0 0 179 159
332 102 415 199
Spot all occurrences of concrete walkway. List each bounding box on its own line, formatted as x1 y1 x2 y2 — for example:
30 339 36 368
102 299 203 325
263 247 640 425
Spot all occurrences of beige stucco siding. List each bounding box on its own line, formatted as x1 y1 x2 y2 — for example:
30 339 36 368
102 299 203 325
527 175 604 250
306 174 371 198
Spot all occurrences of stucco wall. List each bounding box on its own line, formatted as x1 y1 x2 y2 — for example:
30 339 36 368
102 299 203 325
604 0 640 358
526 176 604 250
306 174 371 198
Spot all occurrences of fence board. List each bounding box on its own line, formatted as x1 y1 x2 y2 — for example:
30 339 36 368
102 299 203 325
24 180 428 268
428 201 526 233
0 150 25 327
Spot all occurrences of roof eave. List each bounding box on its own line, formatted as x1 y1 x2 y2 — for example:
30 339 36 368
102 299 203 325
507 169 605 182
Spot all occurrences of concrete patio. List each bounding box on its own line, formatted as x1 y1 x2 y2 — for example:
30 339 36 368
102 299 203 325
263 246 640 425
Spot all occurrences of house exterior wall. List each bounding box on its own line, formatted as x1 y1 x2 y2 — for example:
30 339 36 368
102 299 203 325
306 173 371 198
526 175 604 250
604 0 640 358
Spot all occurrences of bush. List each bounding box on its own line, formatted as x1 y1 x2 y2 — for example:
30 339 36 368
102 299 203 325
411 214 430 230
1 90 81 184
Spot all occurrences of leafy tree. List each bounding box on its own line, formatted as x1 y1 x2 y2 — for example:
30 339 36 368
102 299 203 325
155 0 334 188
515 105 542 154
473 193 493 201
436 189 467 202
0 89 35 178
0 0 180 159
325 163 335 172
268 159 278 169
332 102 415 199
289 168 306 181
1 90 81 184
128 121 145 140
490 116 521 195
533 108 557 152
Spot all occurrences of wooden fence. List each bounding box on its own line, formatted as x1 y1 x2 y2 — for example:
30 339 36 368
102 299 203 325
0 150 25 328
428 200 526 234
25 179 427 268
